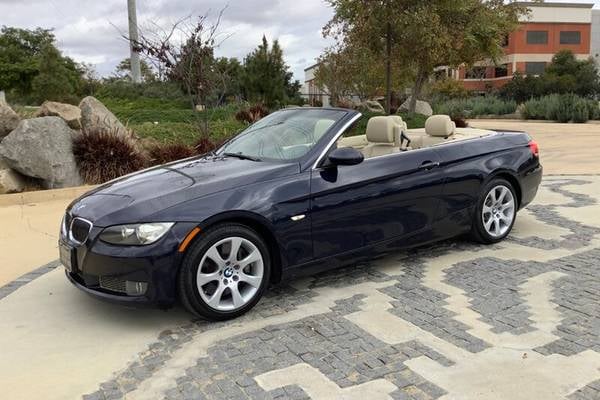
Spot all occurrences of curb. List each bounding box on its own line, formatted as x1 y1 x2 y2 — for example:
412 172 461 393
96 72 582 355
0 185 97 207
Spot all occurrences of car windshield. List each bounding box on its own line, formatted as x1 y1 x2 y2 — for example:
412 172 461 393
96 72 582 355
219 109 347 161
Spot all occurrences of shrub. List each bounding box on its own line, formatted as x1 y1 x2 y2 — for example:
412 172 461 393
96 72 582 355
193 136 227 155
148 143 195 165
235 104 269 124
572 99 589 123
433 97 517 119
73 129 147 184
428 78 469 100
96 81 188 105
521 94 599 122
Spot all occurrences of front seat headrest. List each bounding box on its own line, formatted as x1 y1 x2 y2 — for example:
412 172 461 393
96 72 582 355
425 115 456 138
314 119 335 140
366 116 394 143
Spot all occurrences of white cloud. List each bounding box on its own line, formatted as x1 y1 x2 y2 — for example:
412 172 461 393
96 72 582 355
0 0 335 81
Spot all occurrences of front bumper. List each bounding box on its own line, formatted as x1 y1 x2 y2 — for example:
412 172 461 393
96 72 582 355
61 222 198 307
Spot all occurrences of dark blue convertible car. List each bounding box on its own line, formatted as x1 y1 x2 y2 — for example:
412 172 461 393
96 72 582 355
60 108 542 320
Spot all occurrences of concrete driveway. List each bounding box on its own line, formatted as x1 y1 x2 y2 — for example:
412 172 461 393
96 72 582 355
1 123 599 400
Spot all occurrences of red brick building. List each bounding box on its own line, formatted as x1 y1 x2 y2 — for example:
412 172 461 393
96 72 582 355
451 2 594 92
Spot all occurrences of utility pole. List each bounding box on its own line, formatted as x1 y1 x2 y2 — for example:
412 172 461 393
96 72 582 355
128 0 142 83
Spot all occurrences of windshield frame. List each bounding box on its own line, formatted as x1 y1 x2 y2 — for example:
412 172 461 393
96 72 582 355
215 108 357 166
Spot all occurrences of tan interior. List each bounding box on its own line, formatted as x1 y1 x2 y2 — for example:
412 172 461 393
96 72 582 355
338 115 494 159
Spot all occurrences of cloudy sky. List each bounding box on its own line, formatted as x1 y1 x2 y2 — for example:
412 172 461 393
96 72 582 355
1 0 335 81
1 0 599 82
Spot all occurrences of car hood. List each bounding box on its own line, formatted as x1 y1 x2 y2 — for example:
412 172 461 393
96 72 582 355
68 156 300 227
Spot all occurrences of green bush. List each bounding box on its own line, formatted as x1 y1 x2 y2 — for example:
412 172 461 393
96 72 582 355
572 99 589 123
127 104 246 145
499 51 600 102
433 97 517 119
428 78 469 101
95 81 188 105
521 94 599 122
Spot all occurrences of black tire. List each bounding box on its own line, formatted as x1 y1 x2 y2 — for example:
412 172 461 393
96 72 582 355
471 178 518 244
178 223 271 320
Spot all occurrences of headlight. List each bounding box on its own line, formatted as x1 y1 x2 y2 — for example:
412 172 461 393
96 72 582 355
100 223 175 245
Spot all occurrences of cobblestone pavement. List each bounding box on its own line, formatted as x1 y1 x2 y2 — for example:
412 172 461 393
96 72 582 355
72 176 600 400
3 177 600 400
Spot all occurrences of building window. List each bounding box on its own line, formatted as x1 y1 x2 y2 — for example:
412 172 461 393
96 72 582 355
526 31 548 45
560 31 581 45
494 64 508 78
525 62 546 75
501 34 509 47
465 67 487 79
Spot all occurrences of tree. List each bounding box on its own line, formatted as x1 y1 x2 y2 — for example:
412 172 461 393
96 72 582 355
213 57 243 102
31 43 78 103
0 27 54 98
324 0 525 113
0 26 85 104
544 50 600 98
114 57 156 82
241 36 301 107
132 11 229 135
499 50 600 102
314 43 411 105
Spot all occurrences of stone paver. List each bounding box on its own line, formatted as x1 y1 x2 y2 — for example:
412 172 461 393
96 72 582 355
85 177 600 400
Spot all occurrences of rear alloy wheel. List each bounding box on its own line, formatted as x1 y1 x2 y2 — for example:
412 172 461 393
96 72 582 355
472 179 517 244
178 224 270 320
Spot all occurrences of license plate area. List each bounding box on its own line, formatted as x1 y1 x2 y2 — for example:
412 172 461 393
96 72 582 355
59 243 75 272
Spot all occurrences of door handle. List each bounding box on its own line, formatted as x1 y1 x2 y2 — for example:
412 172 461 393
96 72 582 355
418 161 440 171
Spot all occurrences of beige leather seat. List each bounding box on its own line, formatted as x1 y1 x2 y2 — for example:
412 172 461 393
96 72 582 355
361 116 399 158
410 115 456 148
314 119 335 141
338 135 369 149
388 115 410 150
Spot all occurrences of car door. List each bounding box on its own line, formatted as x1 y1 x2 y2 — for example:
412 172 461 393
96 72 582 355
309 148 446 260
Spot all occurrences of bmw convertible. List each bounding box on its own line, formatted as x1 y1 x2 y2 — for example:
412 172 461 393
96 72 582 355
60 108 542 320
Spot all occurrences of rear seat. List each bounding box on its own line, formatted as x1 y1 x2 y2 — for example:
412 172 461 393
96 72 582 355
407 115 455 149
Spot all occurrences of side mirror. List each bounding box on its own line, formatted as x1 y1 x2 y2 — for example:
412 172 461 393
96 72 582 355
327 147 364 166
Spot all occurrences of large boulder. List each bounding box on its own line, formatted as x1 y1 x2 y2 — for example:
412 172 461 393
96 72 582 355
0 166 27 194
35 101 82 129
0 158 27 194
79 96 127 136
398 98 433 117
0 117 82 189
0 102 20 138
358 100 385 114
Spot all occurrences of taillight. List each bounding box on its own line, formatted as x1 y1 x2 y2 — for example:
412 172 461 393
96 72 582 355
529 140 539 158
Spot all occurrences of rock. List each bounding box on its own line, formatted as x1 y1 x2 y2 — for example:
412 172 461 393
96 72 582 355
79 96 127 136
0 102 20 138
0 117 82 189
398 98 433 116
0 168 27 194
35 101 82 129
358 100 385 114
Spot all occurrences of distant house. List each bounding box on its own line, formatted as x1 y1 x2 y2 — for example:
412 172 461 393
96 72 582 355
449 1 596 92
301 63 331 107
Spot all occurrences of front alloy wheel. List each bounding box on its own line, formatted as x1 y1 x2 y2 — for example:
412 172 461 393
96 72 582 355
196 237 264 311
178 224 271 320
